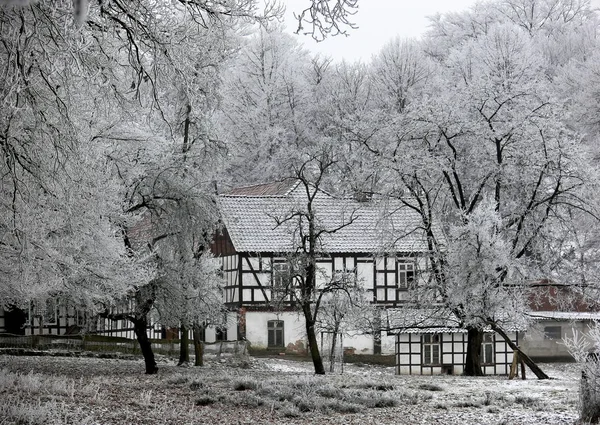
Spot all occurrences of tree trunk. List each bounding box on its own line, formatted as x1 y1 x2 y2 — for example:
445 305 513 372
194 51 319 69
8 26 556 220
303 304 325 375
133 317 158 374
464 327 484 376
490 322 550 380
193 323 204 367
329 328 339 373
178 324 189 366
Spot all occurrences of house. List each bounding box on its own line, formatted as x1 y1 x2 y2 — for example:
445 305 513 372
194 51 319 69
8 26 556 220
520 283 600 362
0 300 163 340
213 179 429 356
386 309 519 375
213 180 519 374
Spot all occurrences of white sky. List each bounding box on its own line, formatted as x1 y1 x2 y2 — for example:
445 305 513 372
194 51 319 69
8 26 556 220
284 0 480 62
285 0 600 62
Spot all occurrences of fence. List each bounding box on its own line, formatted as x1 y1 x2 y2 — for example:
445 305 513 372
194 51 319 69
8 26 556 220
0 333 248 357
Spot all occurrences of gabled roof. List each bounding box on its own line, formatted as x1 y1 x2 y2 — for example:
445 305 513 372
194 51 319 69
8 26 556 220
218 181 432 254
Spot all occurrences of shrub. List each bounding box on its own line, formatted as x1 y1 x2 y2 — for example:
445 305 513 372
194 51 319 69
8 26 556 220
278 402 301 418
195 396 216 406
316 385 343 399
228 391 266 407
165 374 188 385
233 378 259 391
292 395 315 413
323 399 362 414
189 380 203 390
514 395 540 408
419 383 444 392
581 363 600 424
453 400 481 408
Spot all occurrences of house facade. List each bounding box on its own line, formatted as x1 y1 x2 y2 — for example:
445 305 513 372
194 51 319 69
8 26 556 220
214 180 518 374
395 330 518 375
0 301 164 340
213 180 428 356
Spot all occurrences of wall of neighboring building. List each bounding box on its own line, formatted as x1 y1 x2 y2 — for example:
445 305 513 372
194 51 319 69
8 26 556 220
395 331 517 376
520 320 586 361
240 310 396 356
15 299 163 340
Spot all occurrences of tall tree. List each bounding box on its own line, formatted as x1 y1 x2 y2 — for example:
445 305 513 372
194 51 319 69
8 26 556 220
219 26 314 185
270 147 358 374
342 0 600 376
0 0 273 373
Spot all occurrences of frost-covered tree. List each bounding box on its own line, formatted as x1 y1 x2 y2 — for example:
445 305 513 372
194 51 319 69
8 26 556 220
0 0 266 373
219 26 314 185
268 147 359 374
338 0 600 377
293 0 359 41
317 270 373 372
0 2 152 315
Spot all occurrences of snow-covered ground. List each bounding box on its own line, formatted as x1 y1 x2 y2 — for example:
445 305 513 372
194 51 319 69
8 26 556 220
0 354 582 424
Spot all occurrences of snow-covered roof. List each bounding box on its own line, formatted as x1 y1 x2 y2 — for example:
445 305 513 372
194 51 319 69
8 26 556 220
218 182 432 254
385 307 461 334
527 311 600 321
385 307 526 334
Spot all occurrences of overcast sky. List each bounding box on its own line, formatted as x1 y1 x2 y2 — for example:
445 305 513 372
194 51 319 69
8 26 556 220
285 0 600 62
284 0 480 62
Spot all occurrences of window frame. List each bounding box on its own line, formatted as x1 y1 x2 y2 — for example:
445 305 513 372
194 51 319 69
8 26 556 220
215 326 228 342
374 257 416 303
272 261 289 287
397 261 415 290
267 320 285 348
481 333 494 365
422 334 441 366
43 298 58 325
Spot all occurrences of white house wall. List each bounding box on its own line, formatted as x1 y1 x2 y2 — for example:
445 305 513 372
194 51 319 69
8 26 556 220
520 320 585 361
239 310 396 355
243 311 307 351
221 254 239 305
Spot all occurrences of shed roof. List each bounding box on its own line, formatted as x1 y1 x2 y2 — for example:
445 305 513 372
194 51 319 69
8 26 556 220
218 182 432 254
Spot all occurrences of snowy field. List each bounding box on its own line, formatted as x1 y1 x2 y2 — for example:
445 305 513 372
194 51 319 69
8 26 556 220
0 354 581 424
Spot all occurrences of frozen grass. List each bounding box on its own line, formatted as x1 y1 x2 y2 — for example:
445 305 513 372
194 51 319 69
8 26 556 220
0 355 581 424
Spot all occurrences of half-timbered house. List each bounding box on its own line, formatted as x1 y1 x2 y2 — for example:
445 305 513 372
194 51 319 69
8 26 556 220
213 180 429 356
213 180 521 374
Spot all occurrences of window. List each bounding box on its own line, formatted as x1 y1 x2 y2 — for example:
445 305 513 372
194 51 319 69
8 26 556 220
196 326 206 342
375 258 415 303
215 327 228 342
544 326 561 340
267 320 284 348
397 262 415 290
272 262 289 287
43 298 57 324
482 333 494 364
422 334 441 365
